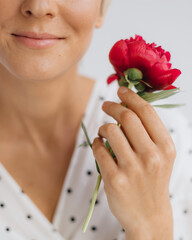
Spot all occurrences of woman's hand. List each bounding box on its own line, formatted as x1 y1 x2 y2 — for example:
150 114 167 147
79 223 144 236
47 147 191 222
92 86 176 240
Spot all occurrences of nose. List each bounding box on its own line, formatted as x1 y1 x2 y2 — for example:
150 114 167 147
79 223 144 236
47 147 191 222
21 0 58 19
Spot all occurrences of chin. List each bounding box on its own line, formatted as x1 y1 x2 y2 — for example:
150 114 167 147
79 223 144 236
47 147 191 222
1 54 74 82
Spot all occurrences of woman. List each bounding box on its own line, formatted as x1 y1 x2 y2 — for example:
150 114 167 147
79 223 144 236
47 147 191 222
0 0 191 239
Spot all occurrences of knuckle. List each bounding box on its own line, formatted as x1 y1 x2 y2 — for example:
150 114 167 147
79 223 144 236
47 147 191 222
161 138 177 159
95 147 107 159
132 164 143 176
92 138 98 151
104 123 118 134
99 123 117 137
106 170 118 181
109 172 128 191
139 102 155 115
120 110 136 124
147 160 161 174
92 139 104 155
144 151 162 173
144 150 160 162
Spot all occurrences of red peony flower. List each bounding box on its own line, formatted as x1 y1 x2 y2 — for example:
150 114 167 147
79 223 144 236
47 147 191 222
107 35 181 91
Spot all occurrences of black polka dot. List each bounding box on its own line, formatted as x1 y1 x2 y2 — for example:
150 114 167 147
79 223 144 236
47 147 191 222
87 170 92 176
0 202 5 208
169 194 173 199
169 128 174 133
21 189 25 194
89 199 99 205
183 209 188 214
52 228 57 232
99 96 105 101
91 226 97 231
188 149 192 154
5 227 10 232
121 228 125 232
179 237 183 240
27 214 32 219
67 188 72 194
70 216 76 222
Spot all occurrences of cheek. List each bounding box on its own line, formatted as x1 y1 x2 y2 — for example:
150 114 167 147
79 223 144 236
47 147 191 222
58 0 101 58
0 0 20 60
60 0 101 34
0 0 19 24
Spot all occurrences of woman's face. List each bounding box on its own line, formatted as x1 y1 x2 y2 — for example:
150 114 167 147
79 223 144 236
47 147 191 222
0 0 103 81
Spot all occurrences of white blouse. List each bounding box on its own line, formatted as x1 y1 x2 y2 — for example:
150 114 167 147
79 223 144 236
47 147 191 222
0 78 192 240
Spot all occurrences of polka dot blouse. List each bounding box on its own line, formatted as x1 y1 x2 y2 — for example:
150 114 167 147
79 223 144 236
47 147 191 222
0 79 192 240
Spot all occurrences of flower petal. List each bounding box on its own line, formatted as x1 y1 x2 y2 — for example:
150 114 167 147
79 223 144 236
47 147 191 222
128 41 160 71
109 40 129 72
151 69 181 90
144 62 171 85
107 73 119 84
164 85 177 90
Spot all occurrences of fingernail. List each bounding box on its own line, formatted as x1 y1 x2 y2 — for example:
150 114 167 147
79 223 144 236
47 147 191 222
102 101 113 108
118 87 129 94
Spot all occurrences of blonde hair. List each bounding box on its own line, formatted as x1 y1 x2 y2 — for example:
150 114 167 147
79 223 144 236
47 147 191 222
101 0 112 15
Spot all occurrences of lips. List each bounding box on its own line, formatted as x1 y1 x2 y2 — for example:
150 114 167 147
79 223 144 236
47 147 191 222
11 32 64 39
11 32 65 49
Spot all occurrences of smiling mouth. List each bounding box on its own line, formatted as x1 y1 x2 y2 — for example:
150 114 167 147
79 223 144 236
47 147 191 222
11 33 64 40
11 33 65 49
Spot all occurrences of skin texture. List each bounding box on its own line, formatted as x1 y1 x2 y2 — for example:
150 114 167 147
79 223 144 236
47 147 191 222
0 0 174 238
92 86 176 240
0 0 103 223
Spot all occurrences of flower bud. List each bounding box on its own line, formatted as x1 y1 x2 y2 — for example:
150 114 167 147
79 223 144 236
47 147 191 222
124 68 143 81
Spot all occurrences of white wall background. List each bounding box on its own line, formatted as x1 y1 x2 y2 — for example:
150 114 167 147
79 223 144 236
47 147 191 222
79 0 192 123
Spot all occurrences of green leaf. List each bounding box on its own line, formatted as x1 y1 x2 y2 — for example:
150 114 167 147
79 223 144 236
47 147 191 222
129 79 141 85
137 88 180 103
118 76 129 87
140 80 152 88
81 121 92 148
152 104 186 108
135 82 146 92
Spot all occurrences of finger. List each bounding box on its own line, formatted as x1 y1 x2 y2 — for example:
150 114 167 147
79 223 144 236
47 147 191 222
98 123 137 169
92 137 118 182
101 102 156 154
117 86 172 147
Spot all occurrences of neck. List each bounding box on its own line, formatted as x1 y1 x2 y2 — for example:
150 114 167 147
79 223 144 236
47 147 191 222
0 64 95 151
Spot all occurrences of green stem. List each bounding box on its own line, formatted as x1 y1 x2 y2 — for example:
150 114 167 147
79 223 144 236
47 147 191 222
81 121 92 148
82 174 102 232
128 82 134 89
